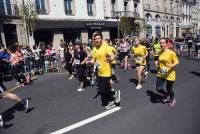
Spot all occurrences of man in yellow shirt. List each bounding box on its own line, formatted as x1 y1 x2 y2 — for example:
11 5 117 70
90 32 120 109
156 38 179 107
132 38 148 90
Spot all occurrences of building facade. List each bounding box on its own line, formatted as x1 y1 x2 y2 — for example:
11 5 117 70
0 0 27 48
32 0 118 48
32 0 143 48
143 0 183 38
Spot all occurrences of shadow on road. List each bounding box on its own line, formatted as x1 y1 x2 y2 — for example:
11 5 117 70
146 90 163 103
129 79 138 86
190 71 200 77
1 100 34 129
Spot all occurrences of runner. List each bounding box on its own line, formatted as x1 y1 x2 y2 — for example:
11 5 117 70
153 37 161 68
119 39 130 71
175 35 184 57
89 32 120 109
0 47 29 114
132 37 148 90
73 42 87 91
186 34 194 57
156 38 179 107
64 45 74 80
194 35 200 59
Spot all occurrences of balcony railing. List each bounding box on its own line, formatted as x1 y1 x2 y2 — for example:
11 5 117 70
36 9 49 15
0 3 19 17
111 11 140 18
65 9 73 15
88 10 94 16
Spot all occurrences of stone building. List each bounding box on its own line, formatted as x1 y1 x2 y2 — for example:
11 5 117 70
0 0 26 48
143 0 183 38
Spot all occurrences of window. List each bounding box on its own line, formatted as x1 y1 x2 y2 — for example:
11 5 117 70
35 0 46 14
64 0 73 15
156 15 161 23
87 0 94 16
111 0 115 11
0 0 12 15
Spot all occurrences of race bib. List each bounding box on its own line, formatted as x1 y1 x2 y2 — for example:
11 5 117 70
160 67 168 75
74 59 80 65
135 56 143 64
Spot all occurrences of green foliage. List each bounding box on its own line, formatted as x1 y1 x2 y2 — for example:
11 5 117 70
119 17 134 37
20 0 37 36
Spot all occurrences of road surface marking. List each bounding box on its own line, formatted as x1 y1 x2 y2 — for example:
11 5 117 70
50 106 121 134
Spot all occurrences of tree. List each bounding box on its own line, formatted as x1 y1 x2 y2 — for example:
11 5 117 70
119 17 134 38
20 0 37 48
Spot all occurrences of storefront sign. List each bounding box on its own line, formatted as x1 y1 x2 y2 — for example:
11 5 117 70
85 22 105 29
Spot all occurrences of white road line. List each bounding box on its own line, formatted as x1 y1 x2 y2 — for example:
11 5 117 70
50 107 121 134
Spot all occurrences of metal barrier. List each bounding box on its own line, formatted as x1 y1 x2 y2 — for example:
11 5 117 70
1 55 64 82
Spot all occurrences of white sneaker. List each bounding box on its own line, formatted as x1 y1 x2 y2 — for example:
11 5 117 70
21 99 29 113
144 71 148 79
0 115 3 127
136 84 142 90
68 75 75 80
114 90 121 104
105 101 116 110
77 87 85 92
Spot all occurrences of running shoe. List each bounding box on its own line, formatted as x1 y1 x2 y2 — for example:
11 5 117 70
21 98 29 112
136 84 142 90
168 98 176 107
68 75 75 80
114 90 121 104
104 101 116 110
144 71 148 80
162 98 168 103
0 115 3 128
77 87 85 92
17 83 25 88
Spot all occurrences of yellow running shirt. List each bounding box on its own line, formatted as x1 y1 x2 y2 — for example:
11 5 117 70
157 49 179 81
132 45 148 65
153 43 161 56
92 42 113 77
108 46 117 64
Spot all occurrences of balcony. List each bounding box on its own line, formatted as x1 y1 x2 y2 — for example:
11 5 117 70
0 3 19 17
111 11 140 18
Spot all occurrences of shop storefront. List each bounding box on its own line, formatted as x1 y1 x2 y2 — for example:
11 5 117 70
34 20 118 47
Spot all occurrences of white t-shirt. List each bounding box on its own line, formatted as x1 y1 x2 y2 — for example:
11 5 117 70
58 47 65 58
33 48 41 60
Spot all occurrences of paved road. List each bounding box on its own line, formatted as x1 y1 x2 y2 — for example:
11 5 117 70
0 56 200 134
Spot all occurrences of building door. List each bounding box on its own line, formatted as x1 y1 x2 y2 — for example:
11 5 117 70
34 30 53 46
3 24 18 47
64 30 81 44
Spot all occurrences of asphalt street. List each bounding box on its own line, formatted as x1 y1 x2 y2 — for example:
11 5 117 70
0 56 200 134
